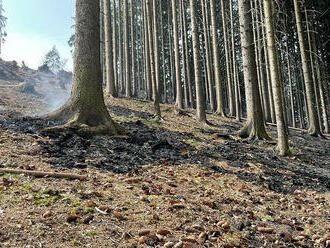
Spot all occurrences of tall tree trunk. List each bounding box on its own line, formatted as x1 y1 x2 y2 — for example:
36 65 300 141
159 2 167 103
124 0 131 97
104 0 117 97
220 0 234 116
202 0 215 112
112 0 118 94
293 0 322 136
210 0 225 116
44 0 124 136
143 0 152 100
180 0 189 108
229 0 240 121
264 0 289 155
237 0 269 139
150 0 161 117
259 0 275 123
190 0 206 122
172 0 183 109
130 0 136 96
182 0 193 108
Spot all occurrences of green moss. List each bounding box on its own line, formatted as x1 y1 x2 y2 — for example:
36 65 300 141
142 117 161 126
23 184 33 191
71 239 82 246
83 207 95 214
262 215 274 222
72 199 81 208
85 230 97 236
34 195 60 206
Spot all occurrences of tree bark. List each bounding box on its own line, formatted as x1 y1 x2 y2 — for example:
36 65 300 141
237 0 269 139
264 0 289 155
172 0 183 109
293 0 322 136
210 0 226 116
124 0 131 97
104 0 117 97
44 0 124 136
190 0 206 122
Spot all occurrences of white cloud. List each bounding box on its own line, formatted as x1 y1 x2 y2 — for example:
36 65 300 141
1 32 73 71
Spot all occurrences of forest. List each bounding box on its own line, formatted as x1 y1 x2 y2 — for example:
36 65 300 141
0 0 329 247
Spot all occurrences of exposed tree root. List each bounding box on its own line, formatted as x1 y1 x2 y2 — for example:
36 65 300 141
238 121 270 140
43 102 126 137
215 110 227 118
307 127 325 138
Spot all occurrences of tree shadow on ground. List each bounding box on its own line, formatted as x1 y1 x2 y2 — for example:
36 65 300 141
0 105 329 194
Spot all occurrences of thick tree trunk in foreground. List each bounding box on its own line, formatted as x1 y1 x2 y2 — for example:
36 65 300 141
104 0 117 97
293 0 322 137
264 0 289 155
210 0 226 116
190 0 206 122
237 0 269 139
44 0 124 136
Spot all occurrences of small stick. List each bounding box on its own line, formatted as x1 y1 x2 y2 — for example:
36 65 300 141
0 168 87 181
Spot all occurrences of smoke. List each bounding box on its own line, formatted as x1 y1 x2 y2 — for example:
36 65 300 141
34 72 72 115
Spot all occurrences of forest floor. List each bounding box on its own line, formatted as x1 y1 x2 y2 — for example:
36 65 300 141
0 79 329 248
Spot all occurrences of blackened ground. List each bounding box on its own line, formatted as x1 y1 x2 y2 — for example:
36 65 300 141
0 104 329 195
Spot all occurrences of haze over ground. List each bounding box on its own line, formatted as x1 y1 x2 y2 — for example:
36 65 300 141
1 0 74 71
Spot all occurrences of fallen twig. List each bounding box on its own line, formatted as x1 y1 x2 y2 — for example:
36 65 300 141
0 168 87 181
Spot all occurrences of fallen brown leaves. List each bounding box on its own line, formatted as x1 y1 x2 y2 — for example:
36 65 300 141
0 97 329 247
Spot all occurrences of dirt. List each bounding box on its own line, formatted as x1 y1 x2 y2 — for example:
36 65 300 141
0 86 329 247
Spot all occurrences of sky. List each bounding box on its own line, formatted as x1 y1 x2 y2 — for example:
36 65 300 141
1 0 75 71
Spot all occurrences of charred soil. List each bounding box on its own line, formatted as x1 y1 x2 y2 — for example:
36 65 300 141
0 88 329 247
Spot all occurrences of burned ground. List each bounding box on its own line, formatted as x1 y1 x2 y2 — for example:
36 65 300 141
0 90 329 247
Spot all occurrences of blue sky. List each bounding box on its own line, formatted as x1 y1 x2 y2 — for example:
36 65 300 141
2 0 75 71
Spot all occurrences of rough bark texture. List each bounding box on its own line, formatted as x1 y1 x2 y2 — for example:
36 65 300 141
112 0 118 94
237 0 269 140
220 0 233 116
124 0 131 97
182 0 194 108
150 0 161 117
264 0 289 155
190 0 206 122
172 0 183 109
293 0 322 136
44 0 124 136
210 0 226 116
104 0 117 97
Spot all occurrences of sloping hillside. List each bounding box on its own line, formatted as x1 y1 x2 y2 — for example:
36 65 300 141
0 60 329 248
